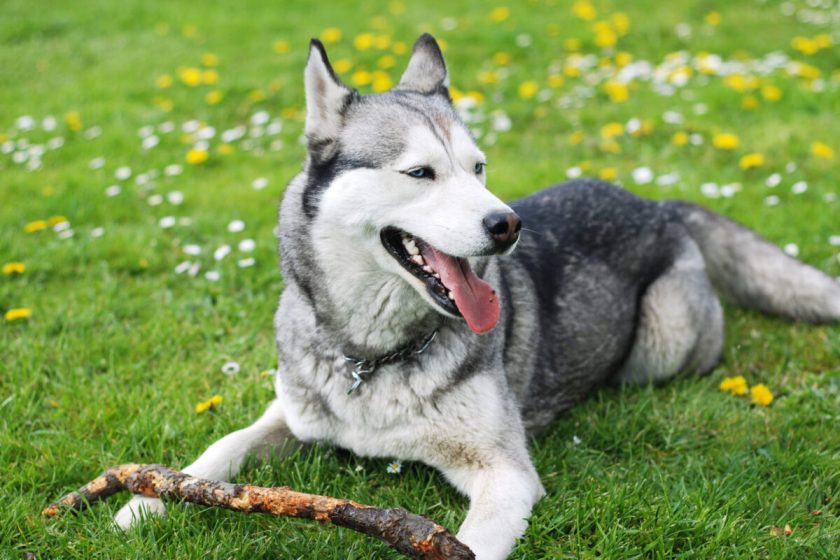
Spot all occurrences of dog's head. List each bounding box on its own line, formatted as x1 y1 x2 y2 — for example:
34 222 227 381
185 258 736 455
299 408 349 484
300 34 520 334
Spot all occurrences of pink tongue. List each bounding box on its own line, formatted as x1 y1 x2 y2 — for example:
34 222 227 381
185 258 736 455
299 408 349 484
421 246 500 334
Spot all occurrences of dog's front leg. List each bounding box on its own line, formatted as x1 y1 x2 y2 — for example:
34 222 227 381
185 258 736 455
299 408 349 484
115 398 295 529
444 456 545 560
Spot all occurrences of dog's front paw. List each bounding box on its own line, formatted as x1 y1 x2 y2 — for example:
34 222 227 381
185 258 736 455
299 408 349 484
114 496 166 530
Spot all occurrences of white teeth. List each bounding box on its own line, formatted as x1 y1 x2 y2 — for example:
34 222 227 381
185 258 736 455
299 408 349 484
401 236 420 255
411 255 425 266
422 265 433 273
433 272 440 279
448 291 455 300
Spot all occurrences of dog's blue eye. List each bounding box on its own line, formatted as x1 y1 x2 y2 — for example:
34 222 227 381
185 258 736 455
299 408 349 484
406 167 433 179
475 162 486 175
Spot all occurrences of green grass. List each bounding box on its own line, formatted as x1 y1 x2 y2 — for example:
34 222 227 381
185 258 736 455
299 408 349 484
2 0 839 557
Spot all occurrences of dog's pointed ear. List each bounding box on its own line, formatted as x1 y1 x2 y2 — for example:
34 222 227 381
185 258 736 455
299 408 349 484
304 39 354 148
397 33 449 95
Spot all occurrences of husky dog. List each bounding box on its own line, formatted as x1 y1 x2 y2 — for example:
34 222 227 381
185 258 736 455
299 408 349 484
116 34 840 558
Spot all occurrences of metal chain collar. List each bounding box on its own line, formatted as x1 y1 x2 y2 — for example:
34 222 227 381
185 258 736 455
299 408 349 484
343 330 438 395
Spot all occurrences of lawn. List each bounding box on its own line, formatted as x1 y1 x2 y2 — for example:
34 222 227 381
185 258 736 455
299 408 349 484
2 0 839 558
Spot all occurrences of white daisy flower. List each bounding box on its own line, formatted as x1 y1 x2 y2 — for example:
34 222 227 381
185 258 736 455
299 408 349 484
214 245 231 261
221 361 240 375
386 461 402 474
115 166 132 180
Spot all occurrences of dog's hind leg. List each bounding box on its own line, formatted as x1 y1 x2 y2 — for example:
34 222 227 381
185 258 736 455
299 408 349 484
615 239 724 385
114 398 295 529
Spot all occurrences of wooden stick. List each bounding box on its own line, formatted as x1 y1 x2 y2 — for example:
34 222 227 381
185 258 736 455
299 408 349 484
43 464 473 560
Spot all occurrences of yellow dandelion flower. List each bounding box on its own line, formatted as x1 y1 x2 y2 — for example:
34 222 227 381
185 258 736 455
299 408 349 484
153 96 173 112
371 72 393 93
201 53 219 67
814 33 832 49
704 11 721 26
572 0 597 21
388 1 406 15
600 122 624 139
712 132 740 150
248 89 265 102
321 27 342 44
369 16 388 30
739 152 765 169
478 71 499 85
750 383 773 406
811 142 835 159
791 36 818 56
186 148 208 165
611 13 630 35
598 167 617 181
65 111 82 132
719 375 748 396
218 143 234 155
742 95 759 109
615 51 633 67
202 69 218 85
374 34 391 50
564 38 581 52
603 80 629 103
437 39 448 52
195 395 223 413
5 308 32 321
156 74 173 89
568 131 584 145
761 85 782 101
724 74 757 92
489 7 510 22
354 32 375 50
377 55 396 69
494 52 511 65
48 215 67 226
466 90 485 104
179 67 202 87
599 139 622 153
392 41 407 55
547 74 564 88
334 59 353 74
24 220 48 233
518 80 539 99
205 90 223 105
351 70 373 87
273 40 290 54
3 262 25 275
280 107 300 119
789 62 821 80
564 65 581 78
594 24 617 48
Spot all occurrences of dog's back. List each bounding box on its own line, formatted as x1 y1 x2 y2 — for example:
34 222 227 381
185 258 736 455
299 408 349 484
494 179 840 430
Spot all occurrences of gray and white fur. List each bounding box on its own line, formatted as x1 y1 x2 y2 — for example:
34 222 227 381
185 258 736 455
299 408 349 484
115 34 840 559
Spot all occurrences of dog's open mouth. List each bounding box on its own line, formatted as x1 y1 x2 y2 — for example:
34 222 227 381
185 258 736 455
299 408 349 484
380 227 500 334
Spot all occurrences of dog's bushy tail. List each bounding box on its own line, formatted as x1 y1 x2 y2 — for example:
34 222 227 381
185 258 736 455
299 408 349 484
668 201 840 323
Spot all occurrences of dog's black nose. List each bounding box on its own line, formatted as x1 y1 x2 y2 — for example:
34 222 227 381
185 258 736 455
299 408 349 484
483 211 522 250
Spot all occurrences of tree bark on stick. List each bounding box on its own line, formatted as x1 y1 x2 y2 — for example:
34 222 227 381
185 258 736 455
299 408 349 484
43 463 474 560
